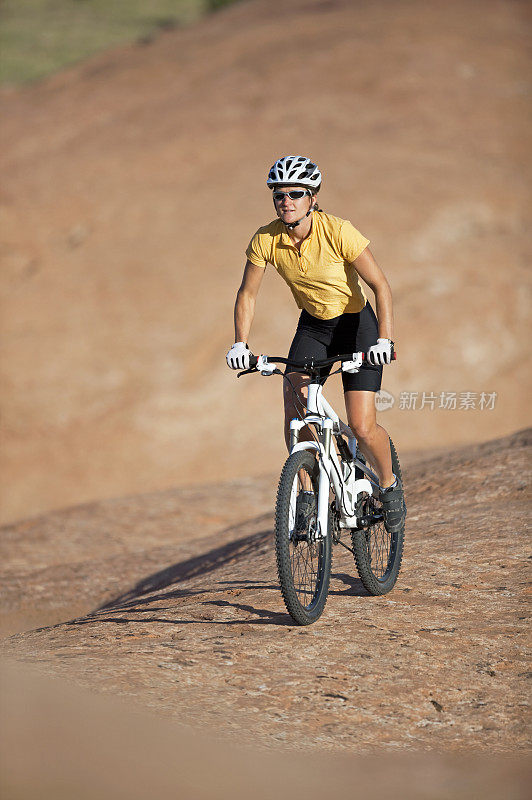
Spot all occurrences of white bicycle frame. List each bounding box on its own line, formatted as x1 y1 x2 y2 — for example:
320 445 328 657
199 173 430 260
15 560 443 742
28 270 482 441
256 355 379 539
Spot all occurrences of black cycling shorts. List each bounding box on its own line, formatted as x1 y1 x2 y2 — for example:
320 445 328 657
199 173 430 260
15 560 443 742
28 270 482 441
287 304 382 392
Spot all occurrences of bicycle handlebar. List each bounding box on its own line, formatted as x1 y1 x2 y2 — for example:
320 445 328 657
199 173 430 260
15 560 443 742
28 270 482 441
247 349 396 372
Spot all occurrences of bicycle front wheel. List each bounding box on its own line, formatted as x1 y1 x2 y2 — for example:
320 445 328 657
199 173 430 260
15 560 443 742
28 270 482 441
275 449 332 625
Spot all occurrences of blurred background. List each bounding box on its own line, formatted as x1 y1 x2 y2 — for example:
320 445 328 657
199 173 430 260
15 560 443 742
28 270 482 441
1 0 530 525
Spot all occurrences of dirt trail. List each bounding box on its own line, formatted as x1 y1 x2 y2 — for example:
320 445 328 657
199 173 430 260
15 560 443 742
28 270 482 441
1 428 530 755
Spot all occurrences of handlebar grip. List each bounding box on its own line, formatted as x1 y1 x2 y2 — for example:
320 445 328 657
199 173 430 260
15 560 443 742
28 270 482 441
363 347 397 363
249 355 259 368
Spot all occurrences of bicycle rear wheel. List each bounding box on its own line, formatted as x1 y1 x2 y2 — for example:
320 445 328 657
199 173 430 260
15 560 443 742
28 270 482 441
275 449 332 625
351 437 405 595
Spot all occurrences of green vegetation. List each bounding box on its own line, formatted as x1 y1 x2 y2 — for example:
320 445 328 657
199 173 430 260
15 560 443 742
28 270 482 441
0 0 242 85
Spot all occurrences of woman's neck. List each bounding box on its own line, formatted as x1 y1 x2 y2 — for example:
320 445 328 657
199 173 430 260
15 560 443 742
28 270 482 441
287 211 313 245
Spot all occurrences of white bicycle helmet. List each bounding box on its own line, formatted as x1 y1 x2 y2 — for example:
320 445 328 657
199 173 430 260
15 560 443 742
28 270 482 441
267 155 322 190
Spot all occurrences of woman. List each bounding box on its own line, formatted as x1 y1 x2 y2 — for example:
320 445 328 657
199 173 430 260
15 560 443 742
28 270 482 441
226 155 405 533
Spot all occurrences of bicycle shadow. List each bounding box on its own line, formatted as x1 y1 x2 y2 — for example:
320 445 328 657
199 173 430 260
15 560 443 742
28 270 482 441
96 529 272 612
78 528 294 626
66 527 372 634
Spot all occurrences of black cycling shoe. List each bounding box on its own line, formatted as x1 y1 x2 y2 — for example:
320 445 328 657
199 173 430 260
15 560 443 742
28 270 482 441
380 478 406 534
294 490 316 533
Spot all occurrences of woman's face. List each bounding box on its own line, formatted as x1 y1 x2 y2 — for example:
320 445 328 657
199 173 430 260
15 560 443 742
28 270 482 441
272 185 314 225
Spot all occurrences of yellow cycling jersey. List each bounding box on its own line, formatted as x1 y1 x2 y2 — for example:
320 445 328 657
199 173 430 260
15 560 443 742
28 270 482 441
245 211 370 320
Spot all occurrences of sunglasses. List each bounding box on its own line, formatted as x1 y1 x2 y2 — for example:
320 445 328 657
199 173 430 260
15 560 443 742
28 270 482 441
273 189 310 202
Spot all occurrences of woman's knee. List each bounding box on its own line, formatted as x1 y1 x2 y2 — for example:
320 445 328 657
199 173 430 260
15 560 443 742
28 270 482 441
347 406 378 441
345 390 378 439
350 419 377 441
283 373 308 417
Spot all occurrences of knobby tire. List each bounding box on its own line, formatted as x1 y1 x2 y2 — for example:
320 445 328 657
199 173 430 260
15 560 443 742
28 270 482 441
351 437 405 595
275 450 332 625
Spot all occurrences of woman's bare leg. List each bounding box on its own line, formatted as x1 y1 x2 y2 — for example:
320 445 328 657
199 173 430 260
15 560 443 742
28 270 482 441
344 390 395 488
283 372 310 449
283 372 313 491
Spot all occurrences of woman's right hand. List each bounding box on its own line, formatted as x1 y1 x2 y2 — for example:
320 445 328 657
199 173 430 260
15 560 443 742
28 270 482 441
226 342 252 370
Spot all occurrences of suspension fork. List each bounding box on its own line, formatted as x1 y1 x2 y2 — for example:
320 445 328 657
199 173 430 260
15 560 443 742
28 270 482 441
317 419 333 538
289 416 333 540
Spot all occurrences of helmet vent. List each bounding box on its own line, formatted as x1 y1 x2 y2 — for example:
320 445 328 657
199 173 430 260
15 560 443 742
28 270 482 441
266 156 322 189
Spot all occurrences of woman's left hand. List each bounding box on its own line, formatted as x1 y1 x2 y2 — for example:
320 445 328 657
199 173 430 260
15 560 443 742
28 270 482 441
367 338 395 366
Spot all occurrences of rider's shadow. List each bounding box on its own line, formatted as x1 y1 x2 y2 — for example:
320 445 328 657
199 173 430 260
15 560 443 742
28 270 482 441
81 528 297 626
77 530 370 629
202 598 293 625
94 529 273 613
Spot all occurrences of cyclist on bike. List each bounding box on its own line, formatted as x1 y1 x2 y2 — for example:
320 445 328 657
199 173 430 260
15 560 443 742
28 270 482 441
226 156 406 534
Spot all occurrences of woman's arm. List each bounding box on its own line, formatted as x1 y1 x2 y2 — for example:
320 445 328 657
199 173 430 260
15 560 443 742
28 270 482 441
352 247 394 340
234 260 266 343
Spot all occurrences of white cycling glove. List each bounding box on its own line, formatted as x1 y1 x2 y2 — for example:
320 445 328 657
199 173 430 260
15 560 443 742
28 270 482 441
367 338 395 366
226 341 252 370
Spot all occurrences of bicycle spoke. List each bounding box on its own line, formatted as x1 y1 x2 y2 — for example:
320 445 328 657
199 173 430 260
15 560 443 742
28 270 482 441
290 536 319 605
276 449 332 624
367 519 390 579
286 469 322 608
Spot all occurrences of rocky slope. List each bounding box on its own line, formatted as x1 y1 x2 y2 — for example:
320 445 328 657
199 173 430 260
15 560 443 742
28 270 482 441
1 428 530 756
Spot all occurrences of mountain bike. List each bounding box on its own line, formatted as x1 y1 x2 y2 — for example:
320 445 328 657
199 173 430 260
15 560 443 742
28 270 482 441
238 351 405 625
